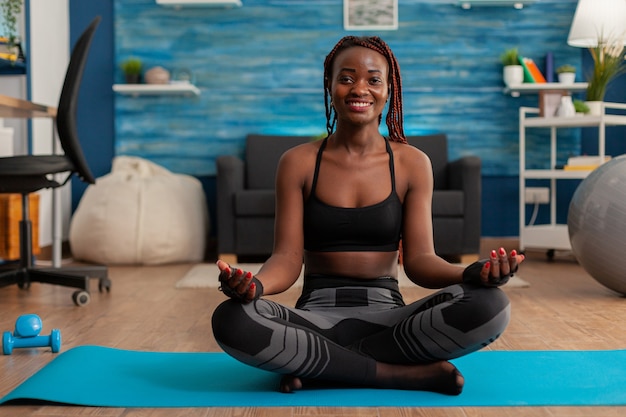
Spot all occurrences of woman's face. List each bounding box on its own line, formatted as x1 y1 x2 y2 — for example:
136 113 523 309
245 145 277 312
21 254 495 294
329 46 389 128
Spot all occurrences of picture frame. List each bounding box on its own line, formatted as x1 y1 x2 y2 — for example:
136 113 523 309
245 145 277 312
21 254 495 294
539 90 567 118
344 0 398 31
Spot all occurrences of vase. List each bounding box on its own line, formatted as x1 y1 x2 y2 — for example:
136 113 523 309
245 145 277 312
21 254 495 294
556 96 576 118
144 66 170 85
503 65 524 87
585 101 604 116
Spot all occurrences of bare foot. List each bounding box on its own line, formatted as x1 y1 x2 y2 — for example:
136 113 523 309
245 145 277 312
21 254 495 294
279 375 303 393
279 361 463 395
376 361 464 395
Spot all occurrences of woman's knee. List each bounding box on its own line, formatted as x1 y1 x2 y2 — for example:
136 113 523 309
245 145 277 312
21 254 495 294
211 300 274 355
212 300 252 348
441 285 510 335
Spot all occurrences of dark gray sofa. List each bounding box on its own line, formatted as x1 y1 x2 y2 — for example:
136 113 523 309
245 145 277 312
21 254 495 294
217 133 481 261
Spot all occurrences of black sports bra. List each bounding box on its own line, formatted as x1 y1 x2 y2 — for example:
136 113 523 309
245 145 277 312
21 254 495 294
303 138 403 252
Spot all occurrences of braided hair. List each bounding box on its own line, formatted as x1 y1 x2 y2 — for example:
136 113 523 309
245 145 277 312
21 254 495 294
323 36 406 144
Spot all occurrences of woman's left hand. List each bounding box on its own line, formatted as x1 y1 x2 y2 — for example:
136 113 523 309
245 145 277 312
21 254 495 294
463 247 525 287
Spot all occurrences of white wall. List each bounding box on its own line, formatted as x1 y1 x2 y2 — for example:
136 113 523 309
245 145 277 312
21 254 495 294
29 0 69 249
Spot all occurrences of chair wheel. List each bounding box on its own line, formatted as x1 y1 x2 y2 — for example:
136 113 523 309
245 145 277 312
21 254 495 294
72 290 91 306
18 281 31 290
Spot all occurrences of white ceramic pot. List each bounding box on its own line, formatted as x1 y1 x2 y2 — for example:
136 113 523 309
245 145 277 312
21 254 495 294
558 72 576 84
585 101 604 116
503 65 524 87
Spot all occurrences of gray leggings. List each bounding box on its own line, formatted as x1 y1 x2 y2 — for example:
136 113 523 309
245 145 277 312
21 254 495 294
212 275 510 386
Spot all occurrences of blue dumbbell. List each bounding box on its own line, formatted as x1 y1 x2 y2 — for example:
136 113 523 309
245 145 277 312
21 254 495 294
2 314 61 355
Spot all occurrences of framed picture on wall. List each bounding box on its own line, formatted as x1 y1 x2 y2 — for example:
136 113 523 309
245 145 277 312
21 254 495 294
344 0 398 31
539 90 567 118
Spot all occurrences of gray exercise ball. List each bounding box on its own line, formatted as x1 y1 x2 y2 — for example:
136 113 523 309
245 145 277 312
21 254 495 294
568 154 626 295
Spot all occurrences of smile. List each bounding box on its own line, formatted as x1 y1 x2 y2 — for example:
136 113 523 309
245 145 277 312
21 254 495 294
347 101 372 109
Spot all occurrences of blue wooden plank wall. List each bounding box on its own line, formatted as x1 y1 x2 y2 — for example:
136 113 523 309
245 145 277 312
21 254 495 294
114 0 580 177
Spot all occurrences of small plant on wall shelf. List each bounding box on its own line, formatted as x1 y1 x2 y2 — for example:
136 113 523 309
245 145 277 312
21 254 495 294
120 57 142 84
500 47 519 66
500 47 523 87
556 64 576 74
556 64 576 84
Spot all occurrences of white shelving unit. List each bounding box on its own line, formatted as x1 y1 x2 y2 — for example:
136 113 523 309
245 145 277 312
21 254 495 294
112 83 201 97
518 102 626 254
505 82 588 97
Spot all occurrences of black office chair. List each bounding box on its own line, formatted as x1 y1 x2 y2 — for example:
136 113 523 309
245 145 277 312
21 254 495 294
0 16 110 306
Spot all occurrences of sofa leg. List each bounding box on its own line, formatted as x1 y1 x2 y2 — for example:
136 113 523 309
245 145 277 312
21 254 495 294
218 254 238 265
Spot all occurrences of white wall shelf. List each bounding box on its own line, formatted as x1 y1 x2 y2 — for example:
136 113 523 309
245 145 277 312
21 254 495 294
505 82 588 97
156 0 242 7
113 83 201 97
457 0 537 9
518 103 626 255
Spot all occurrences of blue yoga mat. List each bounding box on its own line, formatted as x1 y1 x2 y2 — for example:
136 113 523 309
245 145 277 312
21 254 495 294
2 345 626 407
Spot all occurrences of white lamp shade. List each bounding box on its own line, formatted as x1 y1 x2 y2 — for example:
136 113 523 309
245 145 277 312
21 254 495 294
567 0 626 47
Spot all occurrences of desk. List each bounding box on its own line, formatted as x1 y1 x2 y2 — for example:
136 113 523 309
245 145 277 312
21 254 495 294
0 94 61 266
0 94 57 118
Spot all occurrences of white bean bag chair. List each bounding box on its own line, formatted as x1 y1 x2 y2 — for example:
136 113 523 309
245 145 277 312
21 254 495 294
69 156 208 265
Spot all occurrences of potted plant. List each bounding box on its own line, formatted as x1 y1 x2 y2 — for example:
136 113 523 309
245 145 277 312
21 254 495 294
585 37 626 114
120 57 142 84
573 99 589 115
1 0 22 48
500 47 523 87
1 0 24 63
556 64 576 84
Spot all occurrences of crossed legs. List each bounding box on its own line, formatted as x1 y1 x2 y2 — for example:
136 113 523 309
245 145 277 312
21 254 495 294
211 283 510 395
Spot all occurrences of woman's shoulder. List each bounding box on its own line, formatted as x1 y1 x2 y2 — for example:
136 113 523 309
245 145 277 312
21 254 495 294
390 140 431 167
278 139 322 170
281 139 322 159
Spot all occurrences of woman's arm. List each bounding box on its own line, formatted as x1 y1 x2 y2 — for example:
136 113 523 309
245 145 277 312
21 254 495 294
254 145 309 294
216 144 315 301
398 144 524 289
398 145 463 288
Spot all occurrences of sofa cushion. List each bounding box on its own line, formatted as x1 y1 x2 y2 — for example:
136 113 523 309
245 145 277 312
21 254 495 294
234 190 276 216
432 190 464 217
407 134 448 189
246 135 311 190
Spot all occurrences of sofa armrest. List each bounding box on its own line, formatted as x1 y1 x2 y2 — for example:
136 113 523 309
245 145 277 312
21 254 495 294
448 156 481 254
216 155 245 254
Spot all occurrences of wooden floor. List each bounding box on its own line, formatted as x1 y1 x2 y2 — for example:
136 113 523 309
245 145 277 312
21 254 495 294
1 249 626 416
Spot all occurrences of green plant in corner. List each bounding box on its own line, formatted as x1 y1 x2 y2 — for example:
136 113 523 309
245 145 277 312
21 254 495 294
1 0 22 49
556 64 576 74
586 37 626 102
500 47 519 66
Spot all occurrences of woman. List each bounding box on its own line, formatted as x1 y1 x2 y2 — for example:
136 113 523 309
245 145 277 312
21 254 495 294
212 36 523 395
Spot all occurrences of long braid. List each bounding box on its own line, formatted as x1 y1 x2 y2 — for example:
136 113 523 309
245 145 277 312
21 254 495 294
323 36 406 144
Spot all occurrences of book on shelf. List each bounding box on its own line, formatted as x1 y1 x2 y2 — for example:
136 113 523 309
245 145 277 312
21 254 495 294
524 58 547 83
518 55 535 83
518 56 547 83
563 155 611 170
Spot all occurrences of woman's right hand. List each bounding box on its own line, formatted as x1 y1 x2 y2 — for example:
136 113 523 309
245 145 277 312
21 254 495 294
216 259 264 303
